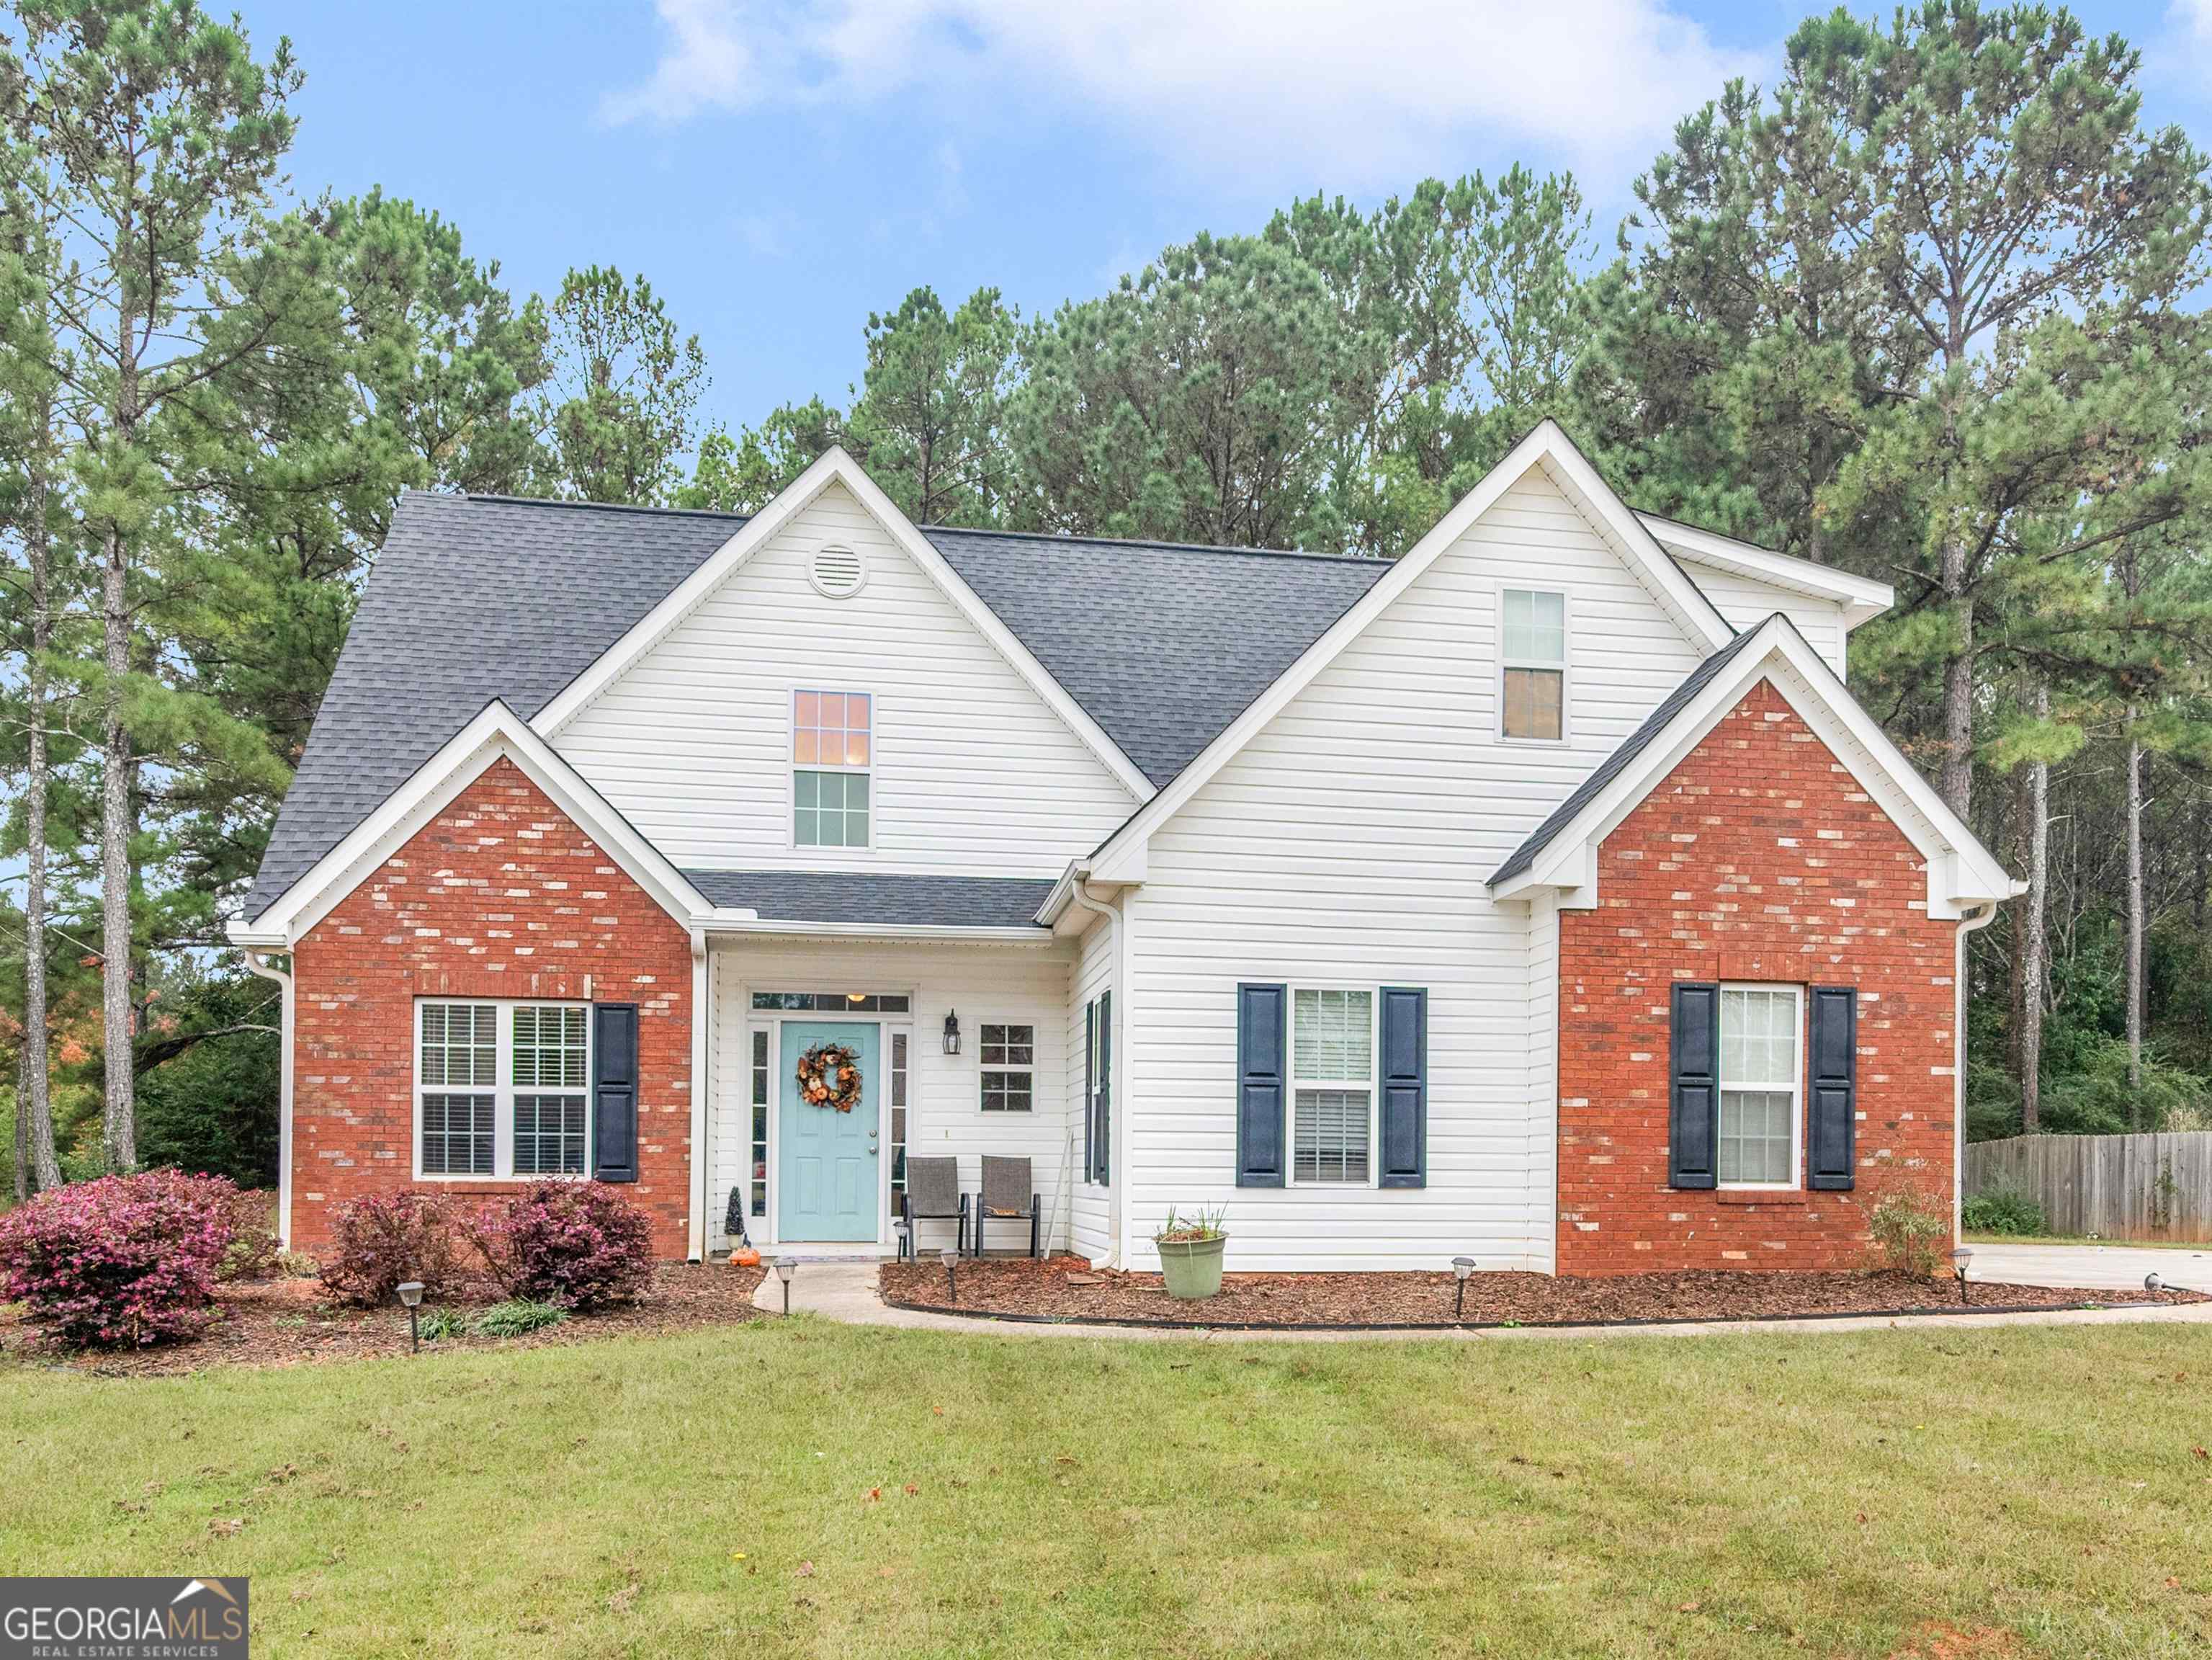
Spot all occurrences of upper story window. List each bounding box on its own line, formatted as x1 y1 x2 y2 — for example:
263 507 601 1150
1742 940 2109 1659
793 690 871 848
1719 985 1801 1187
418 999 588 1179
1500 588 1567 742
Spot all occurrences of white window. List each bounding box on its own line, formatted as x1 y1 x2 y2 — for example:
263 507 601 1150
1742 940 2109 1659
1719 985 1801 1187
416 999 590 1179
980 1023 1034 1112
793 690 872 848
1291 987 1374 1185
1500 588 1567 742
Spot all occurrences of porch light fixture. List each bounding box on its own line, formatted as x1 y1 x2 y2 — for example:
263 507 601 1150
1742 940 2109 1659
1451 1257 1476 1321
396 1280 425 1352
940 1244 959 1303
1951 1246 1973 1305
942 1009 962 1056
774 1255 797 1316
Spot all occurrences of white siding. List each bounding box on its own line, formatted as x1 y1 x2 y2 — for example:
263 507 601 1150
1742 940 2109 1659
1680 563 1851 677
555 481 1139 875
1067 908 1117 1264
1124 469 1708 1271
705 937 1078 1252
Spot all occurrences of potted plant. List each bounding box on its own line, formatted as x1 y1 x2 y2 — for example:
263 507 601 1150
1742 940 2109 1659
1153 1206 1228 1300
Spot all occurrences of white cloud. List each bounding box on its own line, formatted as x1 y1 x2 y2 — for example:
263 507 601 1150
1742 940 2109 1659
2172 1 2212 84
603 0 1767 185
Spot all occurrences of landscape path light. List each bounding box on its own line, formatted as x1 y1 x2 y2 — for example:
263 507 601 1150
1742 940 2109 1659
1451 1257 1477 1321
1951 1246 1973 1306
774 1256 797 1316
941 1244 959 1303
396 1280 424 1352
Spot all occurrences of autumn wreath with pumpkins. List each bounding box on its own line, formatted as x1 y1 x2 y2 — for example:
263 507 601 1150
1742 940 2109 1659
795 1041 864 1112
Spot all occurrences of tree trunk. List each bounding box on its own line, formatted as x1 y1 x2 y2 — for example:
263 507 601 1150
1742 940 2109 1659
2125 706 2145 1109
20 383 63 1192
100 519 137 1172
2018 686 2049 1134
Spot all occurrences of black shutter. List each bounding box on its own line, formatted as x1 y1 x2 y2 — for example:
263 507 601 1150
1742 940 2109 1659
591 1002 640 1183
1083 999 1096 1184
1668 983 1719 1190
1096 989 1111 1186
1806 986 1858 1190
1377 986 1427 1189
1236 983 1286 1187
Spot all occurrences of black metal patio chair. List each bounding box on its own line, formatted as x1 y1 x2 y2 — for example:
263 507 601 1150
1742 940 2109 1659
899 1156 968 1260
973 1154 1042 1259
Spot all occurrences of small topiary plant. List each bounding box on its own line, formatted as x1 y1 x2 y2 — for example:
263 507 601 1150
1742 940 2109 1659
0 1169 237 1348
465 1181 655 1310
1961 1188 2046 1237
319 1191 464 1307
470 1298 568 1338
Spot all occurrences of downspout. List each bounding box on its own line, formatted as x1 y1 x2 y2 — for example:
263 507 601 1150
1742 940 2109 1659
241 947 295 1250
1066 870 1122 1270
1953 902 2002 1243
687 932 711 1263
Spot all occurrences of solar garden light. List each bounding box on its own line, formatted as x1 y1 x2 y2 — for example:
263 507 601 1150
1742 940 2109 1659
940 1244 959 1303
1451 1257 1477 1321
774 1255 797 1316
1951 1246 1973 1305
2146 1272 2164 1294
395 1280 425 1352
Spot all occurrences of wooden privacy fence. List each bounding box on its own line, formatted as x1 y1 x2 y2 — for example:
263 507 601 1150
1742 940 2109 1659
1966 1133 2212 1242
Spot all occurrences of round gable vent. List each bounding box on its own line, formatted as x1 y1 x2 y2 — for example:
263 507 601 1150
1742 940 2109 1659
810 543 867 599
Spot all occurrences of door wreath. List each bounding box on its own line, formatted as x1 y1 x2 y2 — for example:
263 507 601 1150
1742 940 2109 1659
796 1041 864 1112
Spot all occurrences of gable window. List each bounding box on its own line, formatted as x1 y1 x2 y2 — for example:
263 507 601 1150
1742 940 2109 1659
1719 985 1801 1187
793 690 872 848
1500 588 1567 742
1291 987 1374 1184
416 999 590 1179
980 1023 1034 1112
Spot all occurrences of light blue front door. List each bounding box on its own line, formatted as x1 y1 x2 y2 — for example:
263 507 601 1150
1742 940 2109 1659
778 1021 880 1241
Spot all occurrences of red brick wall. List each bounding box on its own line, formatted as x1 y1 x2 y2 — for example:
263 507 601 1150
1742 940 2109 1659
1556 680 1960 1275
290 757 694 1257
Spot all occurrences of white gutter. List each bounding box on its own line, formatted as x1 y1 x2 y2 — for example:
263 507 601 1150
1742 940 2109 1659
1953 901 2004 1243
1065 867 1123 1269
691 911 1059 945
240 947 295 1249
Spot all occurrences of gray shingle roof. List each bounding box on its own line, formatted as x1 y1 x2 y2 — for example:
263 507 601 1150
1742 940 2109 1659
681 870 1055 929
244 491 1385 921
1487 620 1775 888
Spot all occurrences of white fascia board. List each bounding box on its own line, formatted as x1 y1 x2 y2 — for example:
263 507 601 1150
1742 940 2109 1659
696 912 1065 947
1636 514 1894 630
529 447 1154 801
1495 617 2015 919
1090 420 1729 881
247 700 712 945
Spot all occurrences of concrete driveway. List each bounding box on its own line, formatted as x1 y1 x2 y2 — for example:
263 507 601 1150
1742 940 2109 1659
1971 1241 2212 1294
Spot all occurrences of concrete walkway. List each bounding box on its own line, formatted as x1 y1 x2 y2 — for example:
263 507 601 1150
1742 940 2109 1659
752 1258 2212 1344
1968 1240 2212 1293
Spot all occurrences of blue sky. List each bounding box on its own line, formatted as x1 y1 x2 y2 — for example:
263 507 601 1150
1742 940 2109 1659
256 0 2212 438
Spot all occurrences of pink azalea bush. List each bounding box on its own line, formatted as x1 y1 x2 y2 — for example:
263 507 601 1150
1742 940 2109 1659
318 1190 464 1306
0 1170 238 1347
466 1182 654 1309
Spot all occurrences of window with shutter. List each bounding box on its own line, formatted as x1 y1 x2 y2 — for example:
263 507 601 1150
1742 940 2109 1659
417 999 591 1179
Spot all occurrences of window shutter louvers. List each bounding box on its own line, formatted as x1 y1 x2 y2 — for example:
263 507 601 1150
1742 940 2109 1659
591 1002 640 1183
1083 999 1096 1184
1806 986 1858 1190
1377 986 1428 1189
1091 991 1112 1187
1235 983 1287 1187
1668 983 1719 1190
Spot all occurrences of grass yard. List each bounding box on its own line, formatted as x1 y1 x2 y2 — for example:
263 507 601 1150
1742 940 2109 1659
6 1321 2211 1659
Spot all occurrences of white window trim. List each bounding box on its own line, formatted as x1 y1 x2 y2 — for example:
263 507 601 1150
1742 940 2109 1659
788 686 877 854
1497 584 1572 747
1717 981 1804 1192
978 1015 1040 1112
413 998 592 1182
1285 982 1381 1190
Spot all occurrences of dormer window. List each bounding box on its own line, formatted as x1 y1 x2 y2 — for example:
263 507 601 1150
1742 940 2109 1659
793 690 872 848
1500 588 1567 743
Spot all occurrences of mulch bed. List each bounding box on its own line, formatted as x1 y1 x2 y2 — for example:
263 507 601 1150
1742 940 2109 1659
879 1255 2206 1329
0 1262 767 1378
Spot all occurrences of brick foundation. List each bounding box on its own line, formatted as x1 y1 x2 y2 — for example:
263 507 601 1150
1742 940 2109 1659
1556 681 1960 1275
290 757 693 1257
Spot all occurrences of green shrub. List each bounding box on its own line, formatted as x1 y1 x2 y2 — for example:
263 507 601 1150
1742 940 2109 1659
470 1298 566 1338
1961 1189 2046 1236
1867 1182 1949 1277
414 1306 466 1344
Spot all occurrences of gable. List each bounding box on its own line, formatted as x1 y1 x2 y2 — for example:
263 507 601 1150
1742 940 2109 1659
550 478 1144 876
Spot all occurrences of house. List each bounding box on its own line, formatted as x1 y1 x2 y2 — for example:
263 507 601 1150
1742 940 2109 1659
228 421 2018 1275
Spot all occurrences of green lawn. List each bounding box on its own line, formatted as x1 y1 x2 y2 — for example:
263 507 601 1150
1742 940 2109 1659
6 1319 2211 1658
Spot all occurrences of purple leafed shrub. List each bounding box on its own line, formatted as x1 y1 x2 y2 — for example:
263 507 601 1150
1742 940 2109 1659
0 1170 238 1348
467 1182 654 1310
319 1190 464 1307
